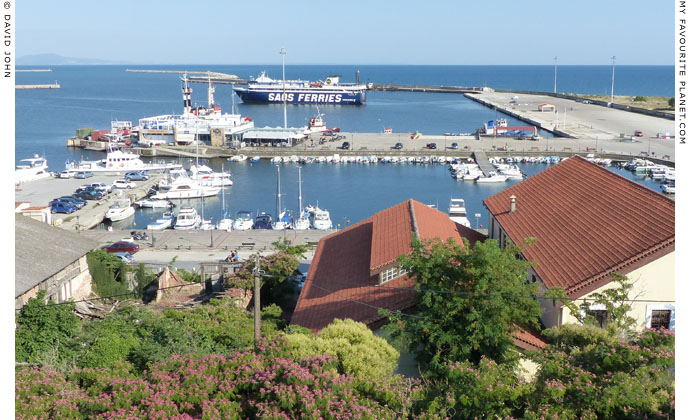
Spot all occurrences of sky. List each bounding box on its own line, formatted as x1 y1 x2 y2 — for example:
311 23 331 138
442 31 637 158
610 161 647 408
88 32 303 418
18 0 673 65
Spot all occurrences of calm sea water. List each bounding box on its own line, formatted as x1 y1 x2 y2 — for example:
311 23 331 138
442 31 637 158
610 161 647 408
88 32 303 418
15 65 672 228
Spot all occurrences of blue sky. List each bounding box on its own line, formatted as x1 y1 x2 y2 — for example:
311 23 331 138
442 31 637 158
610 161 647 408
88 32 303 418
18 0 673 65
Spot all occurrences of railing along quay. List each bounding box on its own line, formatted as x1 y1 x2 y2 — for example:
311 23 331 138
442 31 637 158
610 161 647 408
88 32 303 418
369 83 485 93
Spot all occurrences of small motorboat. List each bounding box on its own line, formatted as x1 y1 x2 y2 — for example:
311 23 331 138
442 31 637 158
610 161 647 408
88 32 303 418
147 211 174 230
448 198 471 228
174 207 201 230
105 199 135 222
475 171 507 183
233 211 254 230
135 199 174 209
253 212 273 229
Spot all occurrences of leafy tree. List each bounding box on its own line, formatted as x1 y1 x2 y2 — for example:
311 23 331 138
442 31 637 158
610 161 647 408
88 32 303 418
15 290 80 367
86 249 130 297
578 273 636 337
286 318 400 378
230 251 302 311
386 237 542 370
668 97 675 107
272 237 309 259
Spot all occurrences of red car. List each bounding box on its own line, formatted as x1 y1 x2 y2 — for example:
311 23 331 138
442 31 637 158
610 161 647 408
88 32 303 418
634 130 644 137
101 241 139 254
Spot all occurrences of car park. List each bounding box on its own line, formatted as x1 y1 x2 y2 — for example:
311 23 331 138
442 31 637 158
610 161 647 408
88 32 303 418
50 202 78 214
101 241 139 254
125 171 149 181
113 179 136 189
393 142 404 149
74 171 93 179
58 170 75 179
341 141 351 150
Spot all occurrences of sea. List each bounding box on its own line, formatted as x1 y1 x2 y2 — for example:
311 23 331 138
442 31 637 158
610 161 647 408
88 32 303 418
15 65 673 229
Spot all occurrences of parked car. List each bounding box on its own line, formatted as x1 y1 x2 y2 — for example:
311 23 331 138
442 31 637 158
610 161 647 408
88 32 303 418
90 182 112 194
74 190 103 200
426 143 437 149
75 185 102 194
634 130 644 137
113 252 135 263
101 241 139 254
447 142 458 150
58 170 75 179
50 201 78 214
74 171 93 179
113 179 136 189
341 141 351 150
393 142 404 150
60 195 88 207
125 171 149 181
50 197 85 209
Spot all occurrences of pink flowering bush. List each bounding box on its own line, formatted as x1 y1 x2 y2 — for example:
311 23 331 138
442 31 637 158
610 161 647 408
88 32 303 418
16 336 421 419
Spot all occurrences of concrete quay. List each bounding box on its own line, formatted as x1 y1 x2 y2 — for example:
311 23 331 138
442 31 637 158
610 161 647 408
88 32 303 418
465 92 675 160
15 174 162 230
16 83 60 89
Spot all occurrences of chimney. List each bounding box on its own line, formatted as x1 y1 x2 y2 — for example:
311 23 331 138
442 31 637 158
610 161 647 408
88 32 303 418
510 195 516 212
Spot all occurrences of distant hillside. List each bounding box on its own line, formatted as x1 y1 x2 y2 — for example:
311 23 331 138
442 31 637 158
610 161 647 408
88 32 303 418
17 53 128 65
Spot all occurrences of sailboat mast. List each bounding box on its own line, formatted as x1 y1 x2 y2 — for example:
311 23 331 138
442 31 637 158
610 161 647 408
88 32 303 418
221 163 225 217
276 166 281 219
298 166 303 214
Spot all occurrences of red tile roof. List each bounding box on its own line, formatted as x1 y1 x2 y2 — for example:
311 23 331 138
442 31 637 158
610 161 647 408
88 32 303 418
484 156 675 298
512 327 547 351
291 199 476 332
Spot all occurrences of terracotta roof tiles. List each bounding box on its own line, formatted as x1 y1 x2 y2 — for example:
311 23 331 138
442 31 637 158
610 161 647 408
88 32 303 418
484 156 675 298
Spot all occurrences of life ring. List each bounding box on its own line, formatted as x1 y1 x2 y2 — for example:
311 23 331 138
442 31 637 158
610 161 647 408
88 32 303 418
108 163 113 167
120 163 125 167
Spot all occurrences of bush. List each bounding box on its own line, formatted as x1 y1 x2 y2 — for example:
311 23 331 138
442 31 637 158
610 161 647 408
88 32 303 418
86 250 130 297
669 97 675 107
633 95 646 102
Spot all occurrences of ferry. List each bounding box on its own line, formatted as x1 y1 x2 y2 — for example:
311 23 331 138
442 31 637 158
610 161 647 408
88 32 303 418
138 73 254 146
233 72 367 105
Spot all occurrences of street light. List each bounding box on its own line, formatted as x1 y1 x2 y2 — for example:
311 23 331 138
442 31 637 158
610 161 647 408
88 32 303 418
553 56 557 94
280 47 287 129
610 56 616 105
474 213 481 229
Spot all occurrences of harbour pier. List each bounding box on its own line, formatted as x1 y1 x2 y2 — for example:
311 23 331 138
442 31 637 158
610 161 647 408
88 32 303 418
471 151 494 176
16 82 60 89
369 83 485 93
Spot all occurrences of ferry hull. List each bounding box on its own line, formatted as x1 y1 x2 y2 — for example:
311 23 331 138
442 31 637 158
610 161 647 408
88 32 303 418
234 88 365 105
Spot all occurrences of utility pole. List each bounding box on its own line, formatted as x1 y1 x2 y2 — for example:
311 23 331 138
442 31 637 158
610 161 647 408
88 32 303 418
253 254 261 349
610 56 616 104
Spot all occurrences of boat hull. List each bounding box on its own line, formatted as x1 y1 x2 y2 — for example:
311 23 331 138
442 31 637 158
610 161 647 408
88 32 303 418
234 88 365 105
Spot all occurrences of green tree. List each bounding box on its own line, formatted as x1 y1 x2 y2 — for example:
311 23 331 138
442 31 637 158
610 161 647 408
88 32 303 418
286 318 400 378
15 290 80 367
86 249 130 297
387 237 542 370
669 97 675 107
572 273 637 338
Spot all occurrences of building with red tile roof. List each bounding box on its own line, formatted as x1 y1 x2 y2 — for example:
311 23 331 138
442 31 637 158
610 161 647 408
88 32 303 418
484 156 675 331
291 199 484 332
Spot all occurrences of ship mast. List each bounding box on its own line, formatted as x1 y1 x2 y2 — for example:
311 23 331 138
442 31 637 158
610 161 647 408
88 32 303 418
298 165 303 215
276 166 282 221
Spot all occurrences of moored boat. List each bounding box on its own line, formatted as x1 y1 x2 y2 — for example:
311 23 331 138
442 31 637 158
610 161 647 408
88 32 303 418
147 211 175 230
105 199 135 222
174 207 202 230
448 198 471 228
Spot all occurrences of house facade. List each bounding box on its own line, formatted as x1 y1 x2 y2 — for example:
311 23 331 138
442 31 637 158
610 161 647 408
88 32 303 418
484 156 675 331
15 214 98 309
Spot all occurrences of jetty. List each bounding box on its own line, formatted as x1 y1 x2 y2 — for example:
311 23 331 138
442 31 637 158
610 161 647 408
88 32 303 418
125 69 247 84
16 69 52 72
471 151 494 176
16 82 60 90
369 83 485 93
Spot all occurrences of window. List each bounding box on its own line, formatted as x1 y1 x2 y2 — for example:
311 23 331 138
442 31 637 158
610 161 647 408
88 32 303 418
591 310 608 328
651 310 671 330
379 265 408 285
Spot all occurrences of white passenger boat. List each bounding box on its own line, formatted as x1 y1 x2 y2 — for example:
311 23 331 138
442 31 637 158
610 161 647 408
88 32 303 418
174 207 202 230
67 149 182 173
15 155 52 183
105 199 135 222
312 208 333 230
475 171 507 183
448 198 471 228
151 178 220 200
232 211 254 230
147 211 174 230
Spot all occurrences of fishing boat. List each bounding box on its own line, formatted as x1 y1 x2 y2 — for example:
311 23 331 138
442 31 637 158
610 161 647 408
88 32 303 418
147 211 175 230
234 71 367 105
293 167 311 230
174 207 201 230
304 106 340 134
15 155 52 183
448 198 471 228
105 199 135 222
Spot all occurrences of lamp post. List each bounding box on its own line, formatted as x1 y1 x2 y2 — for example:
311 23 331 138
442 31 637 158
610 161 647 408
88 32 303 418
553 56 557 94
280 47 287 129
610 56 616 105
474 213 481 229
210 217 214 247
